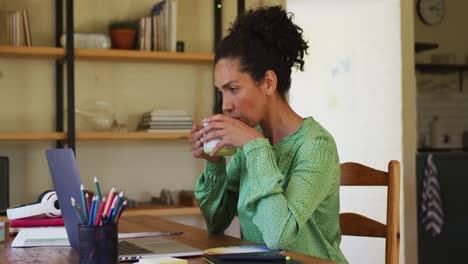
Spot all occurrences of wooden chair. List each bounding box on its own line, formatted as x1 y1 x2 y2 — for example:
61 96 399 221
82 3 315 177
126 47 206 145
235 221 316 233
339 160 400 264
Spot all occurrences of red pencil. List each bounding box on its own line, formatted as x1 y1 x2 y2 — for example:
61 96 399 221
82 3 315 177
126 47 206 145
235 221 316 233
94 197 106 226
103 187 116 217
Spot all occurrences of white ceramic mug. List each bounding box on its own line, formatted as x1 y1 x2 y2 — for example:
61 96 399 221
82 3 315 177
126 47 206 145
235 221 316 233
202 122 237 156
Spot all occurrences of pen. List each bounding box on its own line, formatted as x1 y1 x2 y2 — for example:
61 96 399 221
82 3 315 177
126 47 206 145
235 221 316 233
118 231 183 239
94 176 102 201
217 254 290 262
202 257 215 264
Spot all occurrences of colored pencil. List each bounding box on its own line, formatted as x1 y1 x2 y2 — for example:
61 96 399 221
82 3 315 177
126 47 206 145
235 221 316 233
111 191 124 223
94 197 106 226
114 200 127 224
107 194 119 220
86 192 90 216
103 187 116 217
80 184 88 222
88 195 97 225
71 197 86 224
94 176 102 201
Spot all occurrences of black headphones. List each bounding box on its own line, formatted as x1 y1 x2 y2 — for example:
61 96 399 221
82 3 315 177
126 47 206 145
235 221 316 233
6 190 61 220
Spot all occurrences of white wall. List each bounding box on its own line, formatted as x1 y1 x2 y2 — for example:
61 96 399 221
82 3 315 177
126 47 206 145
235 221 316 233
287 0 403 263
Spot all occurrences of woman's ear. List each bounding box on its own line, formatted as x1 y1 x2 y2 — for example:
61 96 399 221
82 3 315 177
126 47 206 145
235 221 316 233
263 70 278 96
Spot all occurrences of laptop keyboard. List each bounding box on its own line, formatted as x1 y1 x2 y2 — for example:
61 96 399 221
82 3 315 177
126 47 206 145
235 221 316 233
119 241 153 255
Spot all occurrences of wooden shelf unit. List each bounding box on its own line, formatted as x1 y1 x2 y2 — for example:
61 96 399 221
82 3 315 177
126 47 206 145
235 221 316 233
0 46 213 64
76 131 190 140
75 48 213 64
416 63 468 92
0 46 203 142
415 42 438 53
0 45 64 60
0 132 66 141
415 63 468 71
0 132 190 141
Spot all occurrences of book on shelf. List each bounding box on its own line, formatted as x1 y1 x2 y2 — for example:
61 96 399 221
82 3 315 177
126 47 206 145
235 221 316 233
168 0 177 52
139 109 193 131
151 0 164 51
0 9 32 46
139 120 193 126
139 128 191 133
138 17 147 51
147 0 177 52
145 16 152 51
142 109 192 120
138 125 193 131
142 116 193 122
144 109 190 116
22 9 32 46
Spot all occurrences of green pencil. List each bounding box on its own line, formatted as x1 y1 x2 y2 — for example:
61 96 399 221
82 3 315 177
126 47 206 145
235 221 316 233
111 191 124 223
94 177 102 202
71 197 86 224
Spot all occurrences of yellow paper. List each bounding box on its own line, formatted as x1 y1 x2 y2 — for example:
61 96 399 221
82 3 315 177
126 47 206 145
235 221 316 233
138 257 187 264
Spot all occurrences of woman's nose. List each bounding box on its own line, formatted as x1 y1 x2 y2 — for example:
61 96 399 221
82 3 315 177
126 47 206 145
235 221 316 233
222 97 233 113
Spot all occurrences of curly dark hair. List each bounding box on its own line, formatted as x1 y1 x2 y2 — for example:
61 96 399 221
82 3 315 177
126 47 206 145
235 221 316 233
215 6 309 98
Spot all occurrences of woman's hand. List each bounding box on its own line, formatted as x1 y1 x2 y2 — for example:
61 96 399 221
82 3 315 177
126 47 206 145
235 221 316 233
200 114 264 156
189 123 222 163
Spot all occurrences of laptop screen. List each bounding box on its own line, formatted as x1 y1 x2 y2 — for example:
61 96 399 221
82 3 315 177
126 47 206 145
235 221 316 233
46 149 82 249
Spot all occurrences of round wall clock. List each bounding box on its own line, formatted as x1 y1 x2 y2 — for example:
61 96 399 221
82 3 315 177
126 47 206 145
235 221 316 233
417 0 445 26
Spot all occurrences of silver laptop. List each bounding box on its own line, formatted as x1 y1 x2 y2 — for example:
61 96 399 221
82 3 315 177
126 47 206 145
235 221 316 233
45 149 203 261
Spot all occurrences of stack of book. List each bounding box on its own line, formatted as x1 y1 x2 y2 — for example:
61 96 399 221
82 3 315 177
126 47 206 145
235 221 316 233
0 221 7 242
138 0 177 51
138 109 192 133
0 9 32 46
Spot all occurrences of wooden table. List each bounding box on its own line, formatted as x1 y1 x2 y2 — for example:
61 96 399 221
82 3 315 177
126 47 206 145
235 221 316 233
0 215 335 264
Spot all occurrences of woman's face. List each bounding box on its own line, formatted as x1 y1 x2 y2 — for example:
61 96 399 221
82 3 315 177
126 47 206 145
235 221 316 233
214 58 268 127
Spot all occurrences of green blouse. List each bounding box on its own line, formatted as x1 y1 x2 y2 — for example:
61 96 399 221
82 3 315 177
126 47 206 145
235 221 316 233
194 117 347 263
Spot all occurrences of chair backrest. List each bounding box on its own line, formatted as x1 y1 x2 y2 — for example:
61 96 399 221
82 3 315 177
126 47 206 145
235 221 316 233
339 160 400 264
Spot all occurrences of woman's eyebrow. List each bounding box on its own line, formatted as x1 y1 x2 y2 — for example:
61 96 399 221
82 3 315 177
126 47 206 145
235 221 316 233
221 80 238 89
215 80 239 91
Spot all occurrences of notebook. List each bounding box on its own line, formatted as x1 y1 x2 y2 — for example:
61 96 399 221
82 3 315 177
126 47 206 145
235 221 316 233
45 149 203 261
203 251 301 264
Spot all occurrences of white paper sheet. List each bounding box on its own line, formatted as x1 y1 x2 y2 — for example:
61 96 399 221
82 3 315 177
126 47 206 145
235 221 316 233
118 231 183 239
11 227 70 247
11 227 183 247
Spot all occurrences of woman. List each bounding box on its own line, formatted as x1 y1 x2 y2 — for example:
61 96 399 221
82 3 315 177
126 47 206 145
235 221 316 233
189 6 347 263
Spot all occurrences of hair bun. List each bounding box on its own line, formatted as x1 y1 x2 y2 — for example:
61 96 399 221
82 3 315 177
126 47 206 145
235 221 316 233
215 6 309 97
230 6 308 70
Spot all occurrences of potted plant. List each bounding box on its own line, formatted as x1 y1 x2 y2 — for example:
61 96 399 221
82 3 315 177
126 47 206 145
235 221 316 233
108 21 138 49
